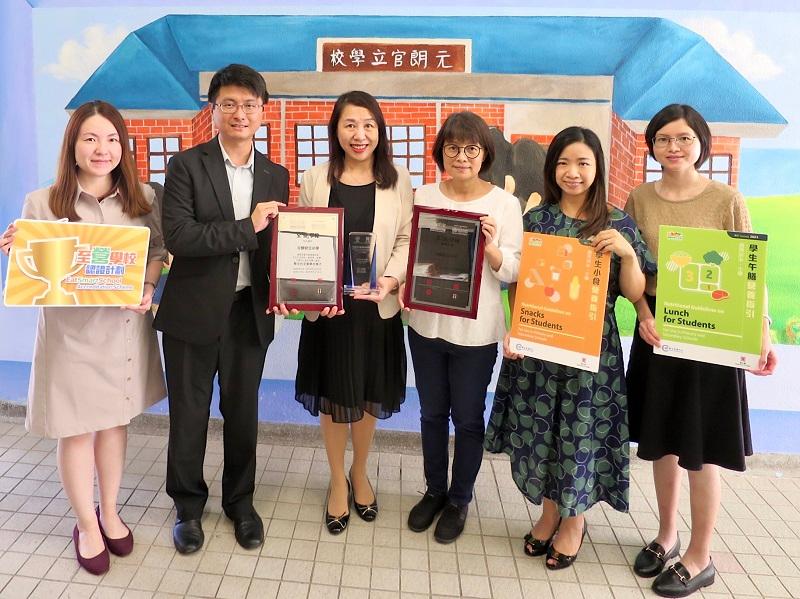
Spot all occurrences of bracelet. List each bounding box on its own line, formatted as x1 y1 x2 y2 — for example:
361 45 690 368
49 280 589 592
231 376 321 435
143 281 157 289
763 314 772 326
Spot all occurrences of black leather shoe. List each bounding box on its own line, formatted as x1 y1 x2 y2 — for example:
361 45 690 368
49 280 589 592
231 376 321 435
231 511 264 550
634 536 681 577
652 559 715 598
408 492 448 532
325 480 351 535
173 519 204 554
433 502 468 544
351 471 378 522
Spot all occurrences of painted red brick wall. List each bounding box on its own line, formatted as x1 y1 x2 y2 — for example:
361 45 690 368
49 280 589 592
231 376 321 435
263 102 282 166
711 136 740 187
283 100 335 204
609 113 640 209
381 101 439 190
126 117 194 182
192 105 213 146
127 106 738 209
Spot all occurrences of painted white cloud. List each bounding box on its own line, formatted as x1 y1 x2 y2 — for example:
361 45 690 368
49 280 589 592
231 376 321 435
681 18 782 82
44 24 130 81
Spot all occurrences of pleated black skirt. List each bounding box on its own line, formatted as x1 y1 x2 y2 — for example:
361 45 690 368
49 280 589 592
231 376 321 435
295 296 406 423
626 294 752 471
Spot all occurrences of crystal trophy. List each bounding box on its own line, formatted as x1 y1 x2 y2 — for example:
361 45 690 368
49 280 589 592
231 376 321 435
344 232 378 295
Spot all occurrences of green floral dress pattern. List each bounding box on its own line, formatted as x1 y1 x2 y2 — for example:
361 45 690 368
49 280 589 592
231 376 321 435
484 203 656 516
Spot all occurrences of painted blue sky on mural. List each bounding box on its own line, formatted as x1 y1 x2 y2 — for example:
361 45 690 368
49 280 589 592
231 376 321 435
30 4 800 190
67 15 784 129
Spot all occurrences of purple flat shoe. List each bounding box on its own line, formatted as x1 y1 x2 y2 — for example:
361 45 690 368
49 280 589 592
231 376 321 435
73 524 109 575
96 506 134 557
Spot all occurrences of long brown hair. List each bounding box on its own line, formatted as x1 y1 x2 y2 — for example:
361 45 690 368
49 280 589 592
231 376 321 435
50 100 149 220
327 91 398 190
543 126 609 239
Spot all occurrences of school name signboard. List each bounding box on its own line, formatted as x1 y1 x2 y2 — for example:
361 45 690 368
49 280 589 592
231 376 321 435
318 38 470 72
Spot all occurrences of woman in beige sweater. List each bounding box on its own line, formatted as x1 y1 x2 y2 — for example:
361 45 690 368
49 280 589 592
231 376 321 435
624 104 777 598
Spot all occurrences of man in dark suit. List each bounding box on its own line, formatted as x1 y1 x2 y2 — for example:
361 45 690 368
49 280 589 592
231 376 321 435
154 64 288 554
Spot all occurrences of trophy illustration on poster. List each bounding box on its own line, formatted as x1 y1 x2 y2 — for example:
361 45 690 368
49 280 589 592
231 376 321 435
15 237 89 305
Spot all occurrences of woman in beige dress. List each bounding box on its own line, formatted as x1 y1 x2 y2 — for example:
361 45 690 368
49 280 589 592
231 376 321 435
0 101 167 575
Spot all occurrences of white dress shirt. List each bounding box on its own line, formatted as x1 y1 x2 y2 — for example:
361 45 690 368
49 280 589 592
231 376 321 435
219 137 255 291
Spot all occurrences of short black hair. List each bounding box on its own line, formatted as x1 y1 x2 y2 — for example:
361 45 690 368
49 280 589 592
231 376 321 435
645 104 711 169
208 63 268 105
432 111 495 175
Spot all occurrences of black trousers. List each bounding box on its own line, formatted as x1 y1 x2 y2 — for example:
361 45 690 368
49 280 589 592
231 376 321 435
408 328 498 506
163 288 269 521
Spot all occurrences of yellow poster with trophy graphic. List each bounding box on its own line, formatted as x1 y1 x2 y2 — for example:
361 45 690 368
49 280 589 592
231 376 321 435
4 219 150 307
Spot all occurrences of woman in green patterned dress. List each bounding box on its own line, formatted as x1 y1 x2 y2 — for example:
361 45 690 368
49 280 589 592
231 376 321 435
484 126 655 569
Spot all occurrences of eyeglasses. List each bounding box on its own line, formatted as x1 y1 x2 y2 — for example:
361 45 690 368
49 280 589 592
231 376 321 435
214 101 263 114
443 144 482 159
652 135 696 148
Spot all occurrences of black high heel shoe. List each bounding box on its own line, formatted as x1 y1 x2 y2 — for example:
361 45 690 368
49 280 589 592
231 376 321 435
546 519 587 570
523 516 562 557
350 469 378 522
325 479 351 535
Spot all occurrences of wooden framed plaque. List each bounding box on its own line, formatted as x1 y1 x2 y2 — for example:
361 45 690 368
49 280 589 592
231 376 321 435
403 206 485 319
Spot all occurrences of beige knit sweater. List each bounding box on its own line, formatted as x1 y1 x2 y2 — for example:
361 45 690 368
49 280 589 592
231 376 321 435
625 180 752 296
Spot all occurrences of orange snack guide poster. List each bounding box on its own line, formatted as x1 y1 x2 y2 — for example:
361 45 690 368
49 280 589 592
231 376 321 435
4 219 150 307
508 233 610 372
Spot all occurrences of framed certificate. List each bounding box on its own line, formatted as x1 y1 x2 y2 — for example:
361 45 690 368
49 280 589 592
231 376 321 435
4 219 150 307
403 206 485 319
269 207 344 311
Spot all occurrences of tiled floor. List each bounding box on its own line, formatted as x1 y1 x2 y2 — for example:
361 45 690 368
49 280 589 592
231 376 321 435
0 416 798 599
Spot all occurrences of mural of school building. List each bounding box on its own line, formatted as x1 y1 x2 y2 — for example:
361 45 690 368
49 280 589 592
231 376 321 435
68 15 786 207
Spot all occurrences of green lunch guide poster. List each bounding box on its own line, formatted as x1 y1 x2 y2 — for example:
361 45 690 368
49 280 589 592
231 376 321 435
654 225 768 368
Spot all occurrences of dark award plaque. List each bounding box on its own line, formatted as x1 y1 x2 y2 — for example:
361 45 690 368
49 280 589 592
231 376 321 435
403 206 485 319
269 207 344 311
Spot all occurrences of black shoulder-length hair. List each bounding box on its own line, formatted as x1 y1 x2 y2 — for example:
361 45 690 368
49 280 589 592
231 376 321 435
543 126 609 239
327 90 398 190
645 103 711 169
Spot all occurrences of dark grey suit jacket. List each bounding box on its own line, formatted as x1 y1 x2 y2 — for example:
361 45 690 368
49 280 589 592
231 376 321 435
154 137 289 347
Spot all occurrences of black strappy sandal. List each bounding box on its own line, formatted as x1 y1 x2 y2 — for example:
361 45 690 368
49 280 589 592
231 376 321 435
523 517 562 557
546 520 587 570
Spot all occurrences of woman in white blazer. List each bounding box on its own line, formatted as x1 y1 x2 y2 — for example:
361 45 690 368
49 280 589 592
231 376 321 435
277 91 412 534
